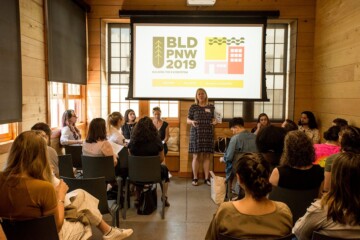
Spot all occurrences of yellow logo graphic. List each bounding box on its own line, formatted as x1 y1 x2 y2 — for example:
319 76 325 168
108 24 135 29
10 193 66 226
153 37 164 68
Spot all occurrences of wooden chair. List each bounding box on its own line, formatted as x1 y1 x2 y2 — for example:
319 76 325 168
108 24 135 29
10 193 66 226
81 155 122 225
61 176 119 227
123 155 165 219
58 154 74 178
218 233 296 240
64 145 82 169
1 215 59 240
268 186 319 223
311 231 359 240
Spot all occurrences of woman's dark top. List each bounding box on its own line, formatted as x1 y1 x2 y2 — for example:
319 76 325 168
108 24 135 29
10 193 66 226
157 121 169 155
277 165 324 190
121 123 136 140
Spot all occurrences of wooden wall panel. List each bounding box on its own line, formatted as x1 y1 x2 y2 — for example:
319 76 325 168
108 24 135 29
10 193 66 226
313 0 360 133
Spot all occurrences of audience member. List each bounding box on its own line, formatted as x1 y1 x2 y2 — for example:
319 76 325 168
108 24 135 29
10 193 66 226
313 126 340 167
256 125 287 171
121 109 136 141
332 118 348 129
206 153 292 240
220 117 257 182
128 116 170 207
152 106 169 156
82 118 118 166
107 111 126 146
251 113 270 135
269 131 323 190
31 122 60 177
0 131 133 240
60 109 83 146
281 119 298 132
293 152 360 239
323 126 360 192
187 88 217 186
298 111 320 143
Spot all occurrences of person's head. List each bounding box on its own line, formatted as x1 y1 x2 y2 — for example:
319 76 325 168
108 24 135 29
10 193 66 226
322 152 360 225
281 119 298 133
235 153 272 201
31 122 52 146
323 126 341 142
257 113 270 127
107 112 123 129
281 130 315 167
229 117 244 134
332 118 348 128
61 109 78 127
339 126 360 153
131 116 159 144
299 111 318 129
195 88 208 105
86 118 107 143
3 131 52 182
124 109 136 124
152 107 162 120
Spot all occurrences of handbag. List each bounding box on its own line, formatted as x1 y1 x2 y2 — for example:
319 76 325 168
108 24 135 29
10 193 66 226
137 184 157 215
214 137 231 153
210 171 226 204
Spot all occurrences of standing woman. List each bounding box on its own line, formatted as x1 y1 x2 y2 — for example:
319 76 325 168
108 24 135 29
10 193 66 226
152 107 169 155
60 109 83 146
121 109 137 142
251 113 271 135
187 88 217 186
107 111 126 146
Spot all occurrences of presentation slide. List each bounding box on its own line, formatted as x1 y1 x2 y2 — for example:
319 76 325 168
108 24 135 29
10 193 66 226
132 23 265 100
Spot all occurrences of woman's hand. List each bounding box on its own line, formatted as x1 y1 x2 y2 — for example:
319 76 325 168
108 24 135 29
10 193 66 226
55 180 69 201
191 120 198 127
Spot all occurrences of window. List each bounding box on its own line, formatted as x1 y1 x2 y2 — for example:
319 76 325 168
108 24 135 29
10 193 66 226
0 124 14 142
49 82 85 128
108 23 179 118
215 24 289 121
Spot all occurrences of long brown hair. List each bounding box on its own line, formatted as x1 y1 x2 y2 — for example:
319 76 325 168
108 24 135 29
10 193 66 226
322 152 360 225
3 131 52 183
61 109 81 139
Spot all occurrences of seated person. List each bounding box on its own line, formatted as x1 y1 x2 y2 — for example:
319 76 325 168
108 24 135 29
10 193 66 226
293 152 360 239
107 112 126 146
127 116 170 207
82 118 118 166
31 122 59 177
251 113 270 135
313 126 340 167
323 126 360 192
0 130 132 240
332 117 348 128
206 153 293 240
60 109 83 146
256 125 287 171
281 119 298 133
121 109 137 142
270 131 324 190
298 111 320 144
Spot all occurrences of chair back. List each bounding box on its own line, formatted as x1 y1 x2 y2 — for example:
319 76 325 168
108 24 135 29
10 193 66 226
311 231 358 240
82 155 115 182
128 155 161 183
1 215 59 240
64 145 83 169
218 233 296 240
268 186 319 223
118 147 129 169
58 154 74 178
61 176 109 214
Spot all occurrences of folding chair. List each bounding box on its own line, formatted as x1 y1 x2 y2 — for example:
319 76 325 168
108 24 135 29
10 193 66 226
64 145 82 169
58 154 74 178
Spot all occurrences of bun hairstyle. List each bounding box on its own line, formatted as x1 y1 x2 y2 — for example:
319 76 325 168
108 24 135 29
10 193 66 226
340 126 360 153
152 106 161 113
323 125 340 142
235 153 272 200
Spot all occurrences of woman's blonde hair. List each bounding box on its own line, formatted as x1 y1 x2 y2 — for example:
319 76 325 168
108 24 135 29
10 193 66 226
3 130 52 183
194 88 208 105
107 111 123 133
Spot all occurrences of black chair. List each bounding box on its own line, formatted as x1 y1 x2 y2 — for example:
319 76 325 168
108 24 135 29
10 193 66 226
61 176 119 227
268 186 319 223
64 145 82 169
311 231 359 240
81 155 122 225
123 155 165 219
1 215 59 240
58 154 74 178
218 233 296 240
